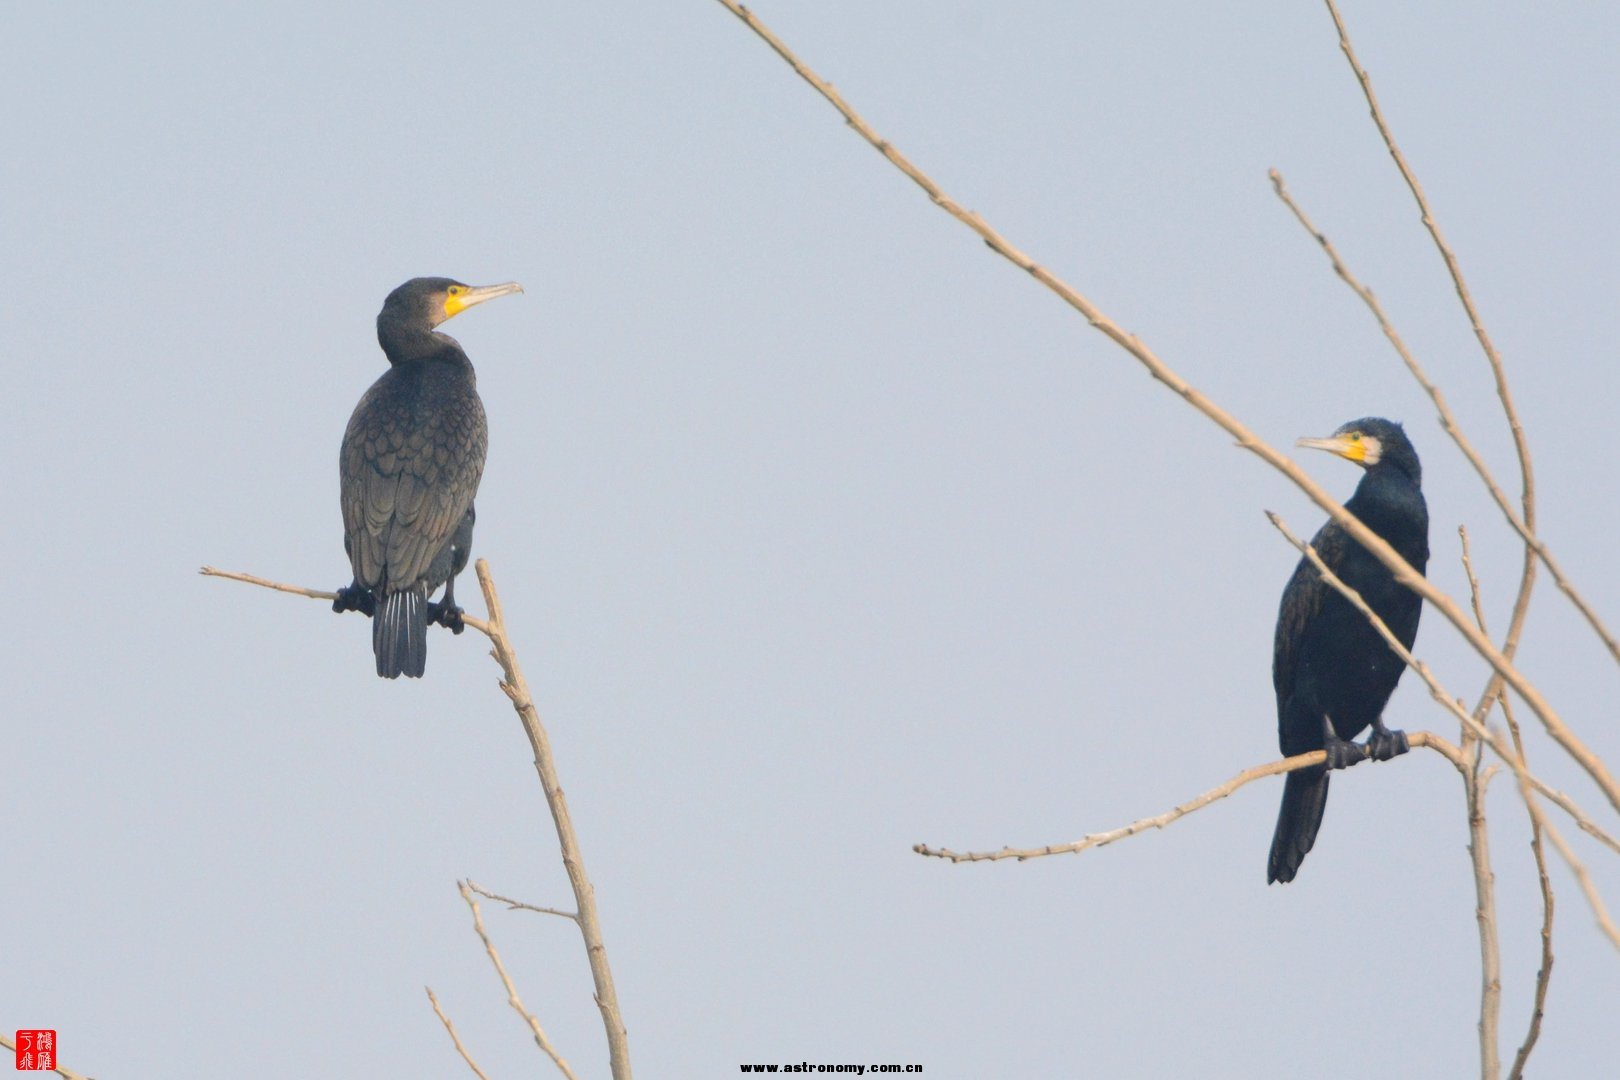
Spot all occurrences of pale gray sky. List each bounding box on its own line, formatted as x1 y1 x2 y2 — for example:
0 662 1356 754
4 2 1618 1077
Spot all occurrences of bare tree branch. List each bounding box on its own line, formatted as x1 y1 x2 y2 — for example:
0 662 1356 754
1458 531 1503 1080
1467 763 1502 1080
1507 684 1557 1080
199 566 337 601
1463 527 1557 1080
426 986 494 1080
708 0 1620 817
466 879 581 923
914 732 1462 863
1523 792 1620 953
470 560 633 1079
202 561 632 1078
458 881 581 1080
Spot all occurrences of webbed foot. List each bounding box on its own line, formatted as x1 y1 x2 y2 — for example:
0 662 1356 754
333 584 376 617
427 600 466 634
1320 714 1366 770
1323 734 1365 770
1366 719 1410 762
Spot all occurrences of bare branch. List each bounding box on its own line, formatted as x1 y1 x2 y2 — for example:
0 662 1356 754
199 565 338 601
1458 533 1503 1080
466 879 581 923
471 560 633 1079
1320 0 1533 508
1463 528 1556 1080
1507 676 1557 1079
1458 527 1492 683
1468 771 1502 1079
1523 794 1620 952
203 561 631 1077
707 0 1620 816
914 732 1462 863
458 880 581 1080
426 986 494 1080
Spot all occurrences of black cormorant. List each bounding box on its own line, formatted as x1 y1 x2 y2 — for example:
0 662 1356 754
333 276 522 678
1268 418 1428 883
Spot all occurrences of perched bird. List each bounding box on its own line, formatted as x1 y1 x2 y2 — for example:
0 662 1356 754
333 276 523 678
1268 418 1428 884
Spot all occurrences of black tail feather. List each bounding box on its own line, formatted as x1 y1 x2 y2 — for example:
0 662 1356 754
374 586 428 679
1268 766 1330 884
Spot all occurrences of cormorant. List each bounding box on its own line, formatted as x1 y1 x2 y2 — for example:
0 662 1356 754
1268 418 1428 883
333 276 522 678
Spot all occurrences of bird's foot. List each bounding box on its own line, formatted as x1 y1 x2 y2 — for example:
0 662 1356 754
427 600 466 634
333 584 376 617
1366 721 1410 762
1323 732 1366 771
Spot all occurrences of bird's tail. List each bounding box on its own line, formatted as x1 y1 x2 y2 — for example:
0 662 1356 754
374 585 428 679
1268 766 1330 884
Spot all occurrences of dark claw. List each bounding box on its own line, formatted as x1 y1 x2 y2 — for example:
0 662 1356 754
1323 734 1365 771
1366 721 1410 762
427 601 466 634
333 584 376 617
1319 713 1364 770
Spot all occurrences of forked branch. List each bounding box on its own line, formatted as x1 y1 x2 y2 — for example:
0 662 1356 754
202 561 632 1080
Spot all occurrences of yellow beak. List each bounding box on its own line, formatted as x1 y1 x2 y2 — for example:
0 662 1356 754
445 281 524 320
1296 433 1367 463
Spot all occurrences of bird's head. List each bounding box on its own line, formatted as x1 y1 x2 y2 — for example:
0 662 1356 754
380 276 524 330
1297 417 1420 480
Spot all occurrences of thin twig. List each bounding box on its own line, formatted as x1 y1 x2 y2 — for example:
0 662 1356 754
199 566 337 601
426 986 494 1080
459 880 582 1080
1458 531 1502 1080
914 732 1462 863
197 565 494 635
467 879 581 923
1522 790 1620 953
708 0 1620 817
1463 528 1557 1080
0 1034 92 1080
471 560 633 1080
1506 672 1557 1079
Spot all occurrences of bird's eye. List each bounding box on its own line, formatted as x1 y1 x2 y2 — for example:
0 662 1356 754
1349 432 1362 441
447 286 463 296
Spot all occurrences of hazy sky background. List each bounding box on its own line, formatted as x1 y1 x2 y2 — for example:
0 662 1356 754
5 2 1618 1076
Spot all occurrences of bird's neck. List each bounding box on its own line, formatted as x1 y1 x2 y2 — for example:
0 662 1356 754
1347 468 1427 549
377 324 467 366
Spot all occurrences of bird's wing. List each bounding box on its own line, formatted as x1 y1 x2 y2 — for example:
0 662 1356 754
1272 520 1349 701
341 387 487 590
